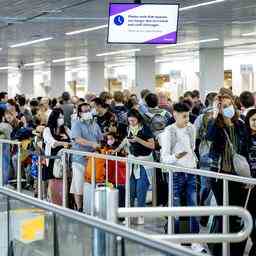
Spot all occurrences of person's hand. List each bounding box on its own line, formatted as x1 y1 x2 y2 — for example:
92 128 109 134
175 152 188 160
109 126 117 133
92 142 100 149
128 136 137 143
62 142 70 148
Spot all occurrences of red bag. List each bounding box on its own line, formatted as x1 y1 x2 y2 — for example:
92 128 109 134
48 179 63 206
108 160 126 186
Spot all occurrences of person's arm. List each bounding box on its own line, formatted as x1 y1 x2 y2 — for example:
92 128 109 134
131 136 155 150
114 138 128 153
43 127 67 147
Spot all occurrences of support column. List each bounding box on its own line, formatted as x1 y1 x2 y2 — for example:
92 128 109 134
21 69 34 97
0 72 8 92
135 56 155 94
199 48 224 99
50 65 65 97
88 62 105 95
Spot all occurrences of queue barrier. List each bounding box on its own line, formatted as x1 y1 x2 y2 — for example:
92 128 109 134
1 140 256 256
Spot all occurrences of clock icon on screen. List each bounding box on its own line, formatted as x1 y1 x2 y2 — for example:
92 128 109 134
114 15 125 26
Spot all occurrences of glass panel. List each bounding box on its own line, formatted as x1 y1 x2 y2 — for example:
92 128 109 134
8 199 54 256
0 195 7 256
55 215 92 256
122 238 171 256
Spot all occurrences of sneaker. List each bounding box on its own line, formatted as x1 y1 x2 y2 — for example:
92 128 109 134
136 217 145 225
191 243 207 253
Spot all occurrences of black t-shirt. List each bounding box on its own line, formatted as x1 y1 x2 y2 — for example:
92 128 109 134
248 135 256 178
95 111 116 133
128 125 154 157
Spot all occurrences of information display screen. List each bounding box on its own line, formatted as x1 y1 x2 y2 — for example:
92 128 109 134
108 3 179 44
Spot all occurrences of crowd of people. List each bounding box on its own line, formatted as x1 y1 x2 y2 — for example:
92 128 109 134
0 87 256 255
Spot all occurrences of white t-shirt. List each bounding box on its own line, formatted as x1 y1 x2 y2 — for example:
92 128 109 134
160 123 197 168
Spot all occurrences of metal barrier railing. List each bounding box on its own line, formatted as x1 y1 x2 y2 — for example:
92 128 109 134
117 206 253 244
1 140 256 256
0 187 201 256
0 139 22 192
59 148 256 256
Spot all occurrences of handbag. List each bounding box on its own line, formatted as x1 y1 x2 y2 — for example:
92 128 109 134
53 156 63 178
223 129 251 178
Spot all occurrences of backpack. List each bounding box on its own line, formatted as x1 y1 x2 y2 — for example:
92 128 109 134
114 107 128 125
144 110 169 136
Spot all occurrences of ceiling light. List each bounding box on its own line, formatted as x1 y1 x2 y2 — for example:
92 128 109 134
66 24 108 36
242 32 256 36
10 37 53 48
180 0 226 11
0 66 18 70
52 56 86 63
24 61 46 67
155 57 190 63
96 49 141 57
157 38 219 49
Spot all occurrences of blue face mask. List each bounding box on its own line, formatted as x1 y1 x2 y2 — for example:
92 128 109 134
223 105 235 119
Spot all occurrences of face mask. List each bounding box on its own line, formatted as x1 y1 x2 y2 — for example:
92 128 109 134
107 139 115 146
91 108 97 116
81 112 93 121
57 118 64 127
223 105 235 119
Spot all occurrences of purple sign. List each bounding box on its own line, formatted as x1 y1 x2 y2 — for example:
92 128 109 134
108 3 179 44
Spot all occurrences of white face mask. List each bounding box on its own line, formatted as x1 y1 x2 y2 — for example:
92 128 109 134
81 112 93 121
57 118 64 127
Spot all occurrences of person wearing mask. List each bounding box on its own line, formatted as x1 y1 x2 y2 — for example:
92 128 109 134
43 108 71 179
160 102 205 253
239 91 255 118
194 92 217 226
115 109 155 225
242 109 256 256
71 103 103 212
92 97 117 135
61 92 74 129
207 93 248 256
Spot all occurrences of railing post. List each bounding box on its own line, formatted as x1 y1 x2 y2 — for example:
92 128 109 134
17 143 22 193
125 159 130 227
223 179 230 256
91 157 96 216
0 143 3 187
37 155 43 200
152 167 157 207
168 170 174 234
62 152 68 208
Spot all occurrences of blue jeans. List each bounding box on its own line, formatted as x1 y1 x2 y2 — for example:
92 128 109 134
130 166 150 207
173 173 199 233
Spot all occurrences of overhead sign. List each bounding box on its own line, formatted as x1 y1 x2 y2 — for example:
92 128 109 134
108 3 179 44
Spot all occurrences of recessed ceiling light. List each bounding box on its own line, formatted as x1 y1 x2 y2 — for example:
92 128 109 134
66 24 108 36
157 38 219 49
10 37 53 48
52 56 87 63
96 49 141 57
0 66 18 70
24 61 46 67
180 0 226 11
242 32 256 36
